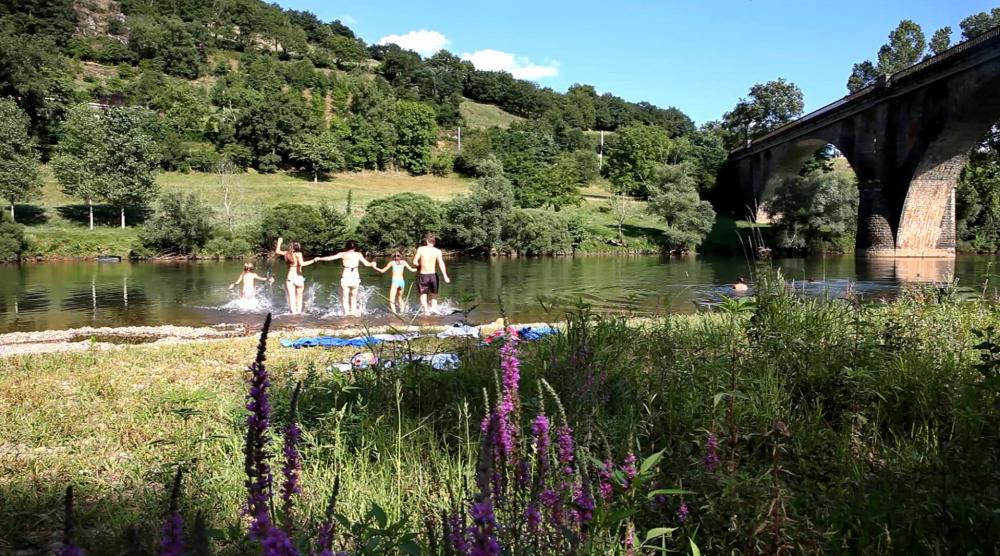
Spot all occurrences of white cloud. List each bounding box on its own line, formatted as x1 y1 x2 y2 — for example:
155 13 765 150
377 29 449 56
460 49 559 80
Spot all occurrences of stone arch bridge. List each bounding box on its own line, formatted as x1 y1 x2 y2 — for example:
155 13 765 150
722 26 1000 257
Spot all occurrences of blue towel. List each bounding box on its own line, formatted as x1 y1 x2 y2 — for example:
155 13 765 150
517 326 559 341
280 336 384 349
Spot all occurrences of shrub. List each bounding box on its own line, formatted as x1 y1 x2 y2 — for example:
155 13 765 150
138 192 215 256
203 233 253 258
0 216 28 262
770 171 858 253
442 168 515 253
429 150 454 176
502 209 581 255
356 193 442 253
187 147 221 172
257 203 347 257
220 144 253 170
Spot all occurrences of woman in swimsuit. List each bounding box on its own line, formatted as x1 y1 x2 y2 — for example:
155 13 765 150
377 252 417 313
317 239 376 316
275 238 315 315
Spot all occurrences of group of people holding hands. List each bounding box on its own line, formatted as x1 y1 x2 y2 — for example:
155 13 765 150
230 233 451 316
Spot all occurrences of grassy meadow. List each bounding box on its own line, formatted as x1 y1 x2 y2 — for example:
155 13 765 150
2 277 999 554
14 168 673 259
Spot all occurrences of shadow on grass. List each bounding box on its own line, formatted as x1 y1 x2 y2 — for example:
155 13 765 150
56 205 151 227
617 223 665 243
10 204 49 225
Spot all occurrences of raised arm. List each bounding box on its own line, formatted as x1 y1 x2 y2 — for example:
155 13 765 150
437 251 450 283
275 237 286 257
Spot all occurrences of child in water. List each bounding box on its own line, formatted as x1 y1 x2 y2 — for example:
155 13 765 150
229 263 274 299
378 252 417 313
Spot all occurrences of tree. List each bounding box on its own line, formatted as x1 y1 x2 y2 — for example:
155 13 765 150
100 108 161 228
0 98 41 222
536 152 587 211
769 172 859 253
442 161 516 253
606 186 636 245
0 215 28 262
392 100 438 174
645 164 716 251
722 79 804 147
138 192 214 256
356 193 443 252
847 20 926 92
288 132 344 182
960 8 1000 40
927 27 952 59
52 105 106 230
0 31 71 147
215 158 240 234
602 124 672 198
257 203 347 256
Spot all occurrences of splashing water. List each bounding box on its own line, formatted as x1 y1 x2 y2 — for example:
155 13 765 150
321 285 381 317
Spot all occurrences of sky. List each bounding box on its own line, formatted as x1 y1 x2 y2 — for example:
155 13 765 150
278 0 997 124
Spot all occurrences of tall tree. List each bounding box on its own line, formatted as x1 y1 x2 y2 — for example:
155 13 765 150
99 108 161 228
959 8 1000 40
645 164 716 251
770 172 859 253
847 20 926 92
721 79 804 148
52 105 106 230
0 98 41 222
288 131 344 182
603 124 672 198
392 100 438 174
927 27 952 58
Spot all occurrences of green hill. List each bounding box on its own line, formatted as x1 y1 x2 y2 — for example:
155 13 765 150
459 99 523 130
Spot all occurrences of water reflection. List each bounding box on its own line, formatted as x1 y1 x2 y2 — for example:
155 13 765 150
0 255 992 333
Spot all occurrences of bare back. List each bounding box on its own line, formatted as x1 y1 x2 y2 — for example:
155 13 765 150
415 245 442 274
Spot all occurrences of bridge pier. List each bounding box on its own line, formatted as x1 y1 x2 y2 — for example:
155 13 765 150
856 182 896 257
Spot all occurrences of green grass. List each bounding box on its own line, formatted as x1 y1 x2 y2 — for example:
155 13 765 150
16 168 473 258
2 286 999 553
459 99 523 129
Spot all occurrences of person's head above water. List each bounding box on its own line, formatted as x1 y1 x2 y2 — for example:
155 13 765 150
243 262 254 272
737 277 746 284
424 233 436 246
344 239 357 251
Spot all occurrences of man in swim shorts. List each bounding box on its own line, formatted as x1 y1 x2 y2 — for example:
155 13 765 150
413 233 450 315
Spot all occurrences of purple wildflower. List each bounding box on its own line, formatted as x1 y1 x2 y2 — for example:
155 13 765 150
573 486 595 525
598 459 614 500
525 505 542 533
621 452 637 489
260 526 300 556
158 513 184 556
496 332 521 458
311 476 340 556
280 382 303 529
245 314 274 537
60 486 84 556
704 433 720 472
531 414 551 477
677 501 690 523
624 521 635 556
556 425 575 475
468 500 501 556
446 511 470 555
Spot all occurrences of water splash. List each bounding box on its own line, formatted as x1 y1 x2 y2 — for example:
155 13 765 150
321 285 381 317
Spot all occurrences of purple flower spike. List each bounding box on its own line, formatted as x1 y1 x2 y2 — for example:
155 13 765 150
468 500 501 556
158 513 185 556
261 526 300 556
598 459 614 501
525 505 542 532
280 382 303 529
677 501 690 523
245 314 274 538
621 452 637 489
60 486 85 556
496 332 522 459
704 433 720 472
446 512 470 555
556 425 575 474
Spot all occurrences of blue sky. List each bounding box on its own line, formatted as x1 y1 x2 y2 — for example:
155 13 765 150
279 0 996 124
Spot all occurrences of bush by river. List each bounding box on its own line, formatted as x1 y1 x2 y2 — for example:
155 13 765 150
1 275 998 554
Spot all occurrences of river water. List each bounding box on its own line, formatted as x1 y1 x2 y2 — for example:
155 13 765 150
0 255 993 333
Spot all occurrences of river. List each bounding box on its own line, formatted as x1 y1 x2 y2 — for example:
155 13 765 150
0 255 993 333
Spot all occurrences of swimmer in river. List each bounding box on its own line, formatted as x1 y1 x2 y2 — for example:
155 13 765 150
413 233 450 315
228 262 273 299
316 240 377 317
732 277 749 293
377 252 417 313
275 238 316 315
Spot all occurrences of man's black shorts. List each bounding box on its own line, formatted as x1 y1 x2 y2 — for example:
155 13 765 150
418 273 439 294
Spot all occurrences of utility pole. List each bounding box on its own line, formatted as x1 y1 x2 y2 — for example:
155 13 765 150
457 126 462 154
599 130 604 169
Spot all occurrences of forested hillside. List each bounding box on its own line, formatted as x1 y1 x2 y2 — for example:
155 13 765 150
0 0 733 258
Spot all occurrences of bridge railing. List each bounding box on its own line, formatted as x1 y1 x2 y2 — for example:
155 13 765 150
732 24 1000 155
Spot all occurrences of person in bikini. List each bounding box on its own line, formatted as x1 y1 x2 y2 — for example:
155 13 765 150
317 239 376 316
377 252 417 313
412 233 450 315
229 262 273 300
275 238 315 315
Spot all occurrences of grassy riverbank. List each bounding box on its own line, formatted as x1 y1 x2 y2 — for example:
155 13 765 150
14 169 673 259
2 278 998 554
